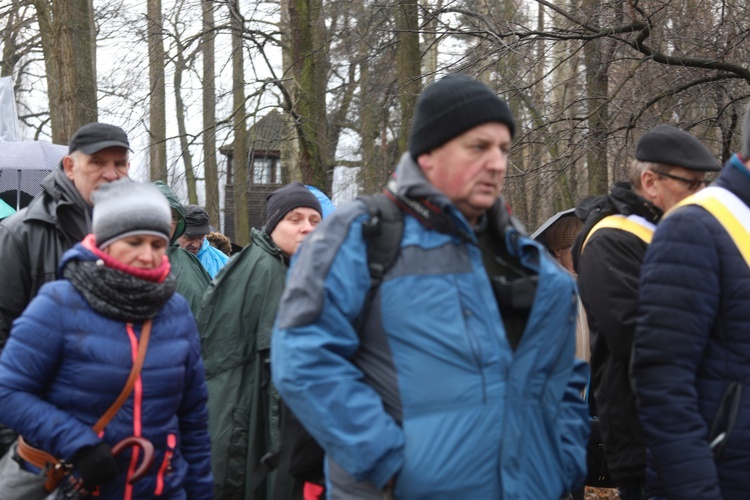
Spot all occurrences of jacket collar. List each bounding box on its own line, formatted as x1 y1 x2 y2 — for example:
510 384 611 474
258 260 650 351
24 165 90 226
718 154 750 207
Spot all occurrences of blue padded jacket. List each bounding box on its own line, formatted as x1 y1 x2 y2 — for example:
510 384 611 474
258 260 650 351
0 243 213 499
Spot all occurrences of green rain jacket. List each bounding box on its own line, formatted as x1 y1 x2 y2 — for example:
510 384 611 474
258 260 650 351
197 228 287 499
153 181 211 315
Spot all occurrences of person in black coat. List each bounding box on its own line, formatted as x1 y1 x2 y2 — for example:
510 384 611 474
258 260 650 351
572 125 720 499
0 122 131 457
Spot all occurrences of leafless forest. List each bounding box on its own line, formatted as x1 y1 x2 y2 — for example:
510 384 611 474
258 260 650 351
2 0 748 243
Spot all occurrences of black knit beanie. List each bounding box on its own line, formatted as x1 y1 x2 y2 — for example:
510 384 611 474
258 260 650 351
408 74 515 160
92 179 171 249
635 124 721 171
265 182 323 235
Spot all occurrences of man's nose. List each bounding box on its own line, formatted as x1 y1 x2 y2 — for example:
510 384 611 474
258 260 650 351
487 148 507 172
101 162 122 180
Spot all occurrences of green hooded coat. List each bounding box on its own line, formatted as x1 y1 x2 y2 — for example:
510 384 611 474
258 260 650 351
197 228 287 499
153 181 211 315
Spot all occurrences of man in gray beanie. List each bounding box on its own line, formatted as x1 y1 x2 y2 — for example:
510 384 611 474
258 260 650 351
270 74 589 498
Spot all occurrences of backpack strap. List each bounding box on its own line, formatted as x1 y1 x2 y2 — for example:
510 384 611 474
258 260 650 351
355 193 404 331
17 319 152 492
581 214 656 254
668 186 750 268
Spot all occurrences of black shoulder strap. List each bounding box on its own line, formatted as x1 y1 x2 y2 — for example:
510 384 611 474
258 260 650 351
355 193 404 331
359 193 404 289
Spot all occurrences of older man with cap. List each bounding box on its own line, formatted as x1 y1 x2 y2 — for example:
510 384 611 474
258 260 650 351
0 123 131 344
153 182 211 316
571 124 722 499
0 122 131 455
178 204 228 278
270 74 589 498
631 109 750 499
196 182 324 499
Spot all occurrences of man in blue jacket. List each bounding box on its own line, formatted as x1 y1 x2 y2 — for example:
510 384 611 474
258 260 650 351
271 74 589 498
179 204 229 278
632 109 750 499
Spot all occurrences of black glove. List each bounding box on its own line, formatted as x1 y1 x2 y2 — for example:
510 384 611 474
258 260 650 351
72 442 119 488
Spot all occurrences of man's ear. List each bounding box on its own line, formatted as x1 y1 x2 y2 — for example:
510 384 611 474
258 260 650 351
62 155 76 181
640 169 659 199
416 152 432 172
552 248 562 259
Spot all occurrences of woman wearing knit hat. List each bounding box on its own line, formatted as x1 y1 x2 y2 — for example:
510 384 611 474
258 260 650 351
196 181 326 500
0 178 212 498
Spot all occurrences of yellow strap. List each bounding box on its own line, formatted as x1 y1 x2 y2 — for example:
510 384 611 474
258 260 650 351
670 190 750 268
581 215 655 254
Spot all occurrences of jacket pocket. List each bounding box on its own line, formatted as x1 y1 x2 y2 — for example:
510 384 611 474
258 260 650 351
154 433 177 496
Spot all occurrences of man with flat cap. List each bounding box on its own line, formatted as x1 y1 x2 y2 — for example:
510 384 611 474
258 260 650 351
571 124 721 499
179 204 228 278
0 122 131 455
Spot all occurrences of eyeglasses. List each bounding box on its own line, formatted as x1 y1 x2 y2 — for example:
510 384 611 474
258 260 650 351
652 170 710 192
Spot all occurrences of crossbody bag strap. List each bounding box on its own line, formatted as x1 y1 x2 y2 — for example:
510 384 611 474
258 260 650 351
17 319 152 491
93 319 152 433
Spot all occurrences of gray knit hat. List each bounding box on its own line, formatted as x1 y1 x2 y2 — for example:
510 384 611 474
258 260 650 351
92 178 171 249
743 104 750 160
408 74 515 160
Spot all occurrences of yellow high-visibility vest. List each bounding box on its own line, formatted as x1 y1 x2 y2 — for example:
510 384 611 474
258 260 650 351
581 214 656 254
668 186 750 268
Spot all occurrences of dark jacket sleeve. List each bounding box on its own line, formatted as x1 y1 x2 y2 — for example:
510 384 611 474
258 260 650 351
576 227 648 480
632 209 722 498
0 222 32 349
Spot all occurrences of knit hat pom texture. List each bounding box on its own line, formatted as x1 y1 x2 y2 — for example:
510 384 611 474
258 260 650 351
408 74 515 159
92 179 172 249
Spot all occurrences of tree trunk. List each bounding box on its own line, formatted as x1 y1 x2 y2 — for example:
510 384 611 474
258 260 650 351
174 51 198 204
147 0 167 182
421 0 441 85
279 0 300 183
395 0 421 156
288 0 330 193
230 0 250 245
202 0 220 228
33 0 98 143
